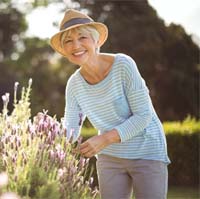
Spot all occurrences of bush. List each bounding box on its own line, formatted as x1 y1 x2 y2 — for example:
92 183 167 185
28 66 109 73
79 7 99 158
0 80 98 199
164 117 200 186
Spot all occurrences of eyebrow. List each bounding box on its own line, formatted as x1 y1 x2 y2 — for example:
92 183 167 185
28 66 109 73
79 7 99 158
66 32 87 39
65 36 72 39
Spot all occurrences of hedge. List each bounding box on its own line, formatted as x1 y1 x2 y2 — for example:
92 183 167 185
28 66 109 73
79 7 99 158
81 117 200 187
164 117 199 186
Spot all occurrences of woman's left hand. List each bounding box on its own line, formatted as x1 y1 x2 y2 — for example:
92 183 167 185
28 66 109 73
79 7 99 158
79 134 107 158
79 129 121 158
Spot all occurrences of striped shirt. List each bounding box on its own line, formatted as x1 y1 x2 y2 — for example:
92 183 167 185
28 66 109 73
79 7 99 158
64 53 170 164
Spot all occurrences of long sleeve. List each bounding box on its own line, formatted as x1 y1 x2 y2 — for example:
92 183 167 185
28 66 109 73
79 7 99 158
115 56 152 142
64 78 86 142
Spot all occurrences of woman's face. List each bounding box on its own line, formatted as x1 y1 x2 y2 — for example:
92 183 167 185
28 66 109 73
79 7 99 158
62 28 99 66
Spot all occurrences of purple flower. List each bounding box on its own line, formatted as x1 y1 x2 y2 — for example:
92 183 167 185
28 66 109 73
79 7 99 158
2 93 10 105
2 155 7 167
26 137 30 146
79 113 83 126
89 177 94 187
49 150 55 161
67 128 74 141
77 136 83 145
5 136 9 144
12 155 17 164
58 168 66 178
28 78 32 87
14 82 19 92
79 157 86 169
28 121 36 135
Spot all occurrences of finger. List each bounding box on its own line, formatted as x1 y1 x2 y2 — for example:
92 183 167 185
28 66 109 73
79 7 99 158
80 147 91 154
82 151 94 158
72 148 80 155
80 142 89 150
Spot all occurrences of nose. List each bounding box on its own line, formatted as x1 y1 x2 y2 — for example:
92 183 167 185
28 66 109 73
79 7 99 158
72 39 81 49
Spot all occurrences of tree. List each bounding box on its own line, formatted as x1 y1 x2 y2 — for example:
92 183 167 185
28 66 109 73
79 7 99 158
0 0 27 111
73 0 199 120
0 0 76 118
0 0 199 121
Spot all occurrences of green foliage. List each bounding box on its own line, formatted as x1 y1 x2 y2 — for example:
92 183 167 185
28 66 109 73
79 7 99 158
0 0 199 121
36 181 61 199
163 116 200 134
28 166 49 197
81 128 98 140
168 186 199 199
81 116 200 137
167 132 199 186
26 166 60 199
163 117 200 186
0 8 27 58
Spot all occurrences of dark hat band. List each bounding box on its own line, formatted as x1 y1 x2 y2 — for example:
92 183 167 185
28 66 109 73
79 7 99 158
60 18 92 31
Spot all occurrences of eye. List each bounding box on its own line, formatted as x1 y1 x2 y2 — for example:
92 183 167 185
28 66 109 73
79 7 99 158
64 39 72 44
80 36 87 40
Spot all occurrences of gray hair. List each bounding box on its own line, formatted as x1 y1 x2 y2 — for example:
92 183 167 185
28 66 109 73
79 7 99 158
60 25 100 51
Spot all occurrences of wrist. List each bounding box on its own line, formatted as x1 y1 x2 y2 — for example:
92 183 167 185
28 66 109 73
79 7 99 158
103 129 121 145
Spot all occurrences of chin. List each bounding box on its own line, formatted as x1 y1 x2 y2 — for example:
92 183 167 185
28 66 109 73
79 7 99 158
70 56 88 66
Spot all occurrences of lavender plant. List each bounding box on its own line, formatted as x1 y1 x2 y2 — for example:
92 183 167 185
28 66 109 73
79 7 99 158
0 80 98 199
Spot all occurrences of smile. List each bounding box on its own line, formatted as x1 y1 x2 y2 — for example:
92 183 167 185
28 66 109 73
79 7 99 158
72 50 87 56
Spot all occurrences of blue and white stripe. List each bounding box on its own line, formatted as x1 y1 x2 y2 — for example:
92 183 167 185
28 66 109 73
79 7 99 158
64 53 170 164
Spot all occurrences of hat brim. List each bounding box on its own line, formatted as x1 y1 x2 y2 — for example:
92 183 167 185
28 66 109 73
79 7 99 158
50 22 108 58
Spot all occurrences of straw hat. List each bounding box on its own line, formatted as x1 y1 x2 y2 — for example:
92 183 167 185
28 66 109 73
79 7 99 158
50 9 108 57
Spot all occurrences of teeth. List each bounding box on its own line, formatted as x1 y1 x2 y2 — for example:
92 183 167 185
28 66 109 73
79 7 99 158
73 51 85 56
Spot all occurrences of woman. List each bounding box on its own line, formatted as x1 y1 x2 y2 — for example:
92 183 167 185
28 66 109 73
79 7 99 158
50 9 170 199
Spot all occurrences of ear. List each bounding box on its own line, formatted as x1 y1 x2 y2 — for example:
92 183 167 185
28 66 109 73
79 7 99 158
96 40 101 48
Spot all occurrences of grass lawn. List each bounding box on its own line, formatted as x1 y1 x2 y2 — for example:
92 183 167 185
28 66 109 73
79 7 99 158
167 186 199 199
130 186 200 199
94 186 199 199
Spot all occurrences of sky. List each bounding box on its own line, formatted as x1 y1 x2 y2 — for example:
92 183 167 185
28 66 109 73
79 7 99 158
148 0 200 39
25 0 200 43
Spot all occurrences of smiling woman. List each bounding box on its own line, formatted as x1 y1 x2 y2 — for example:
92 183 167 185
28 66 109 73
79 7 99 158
49 8 170 199
61 25 100 47
61 28 99 66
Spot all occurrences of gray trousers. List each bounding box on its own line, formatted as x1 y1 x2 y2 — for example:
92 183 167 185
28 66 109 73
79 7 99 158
96 154 168 199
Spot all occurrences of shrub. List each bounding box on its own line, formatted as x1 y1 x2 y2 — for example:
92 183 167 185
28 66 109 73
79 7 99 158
0 80 98 199
164 117 200 186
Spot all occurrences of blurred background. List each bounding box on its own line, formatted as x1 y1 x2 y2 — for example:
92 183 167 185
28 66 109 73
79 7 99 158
0 0 199 121
0 0 199 197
